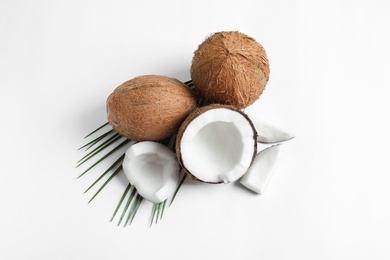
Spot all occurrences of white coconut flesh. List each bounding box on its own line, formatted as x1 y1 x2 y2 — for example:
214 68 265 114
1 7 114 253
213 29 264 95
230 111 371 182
180 108 256 183
240 144 282 194
250 117 294 144
122 141 179 203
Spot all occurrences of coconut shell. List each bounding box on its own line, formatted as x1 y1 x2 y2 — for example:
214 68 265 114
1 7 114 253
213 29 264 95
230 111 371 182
190 31 270 109
107 75 198 141
175 104 258 183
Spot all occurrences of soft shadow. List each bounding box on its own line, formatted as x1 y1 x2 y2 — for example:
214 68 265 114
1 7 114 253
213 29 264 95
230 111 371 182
233 180 260 196
75 103 108 138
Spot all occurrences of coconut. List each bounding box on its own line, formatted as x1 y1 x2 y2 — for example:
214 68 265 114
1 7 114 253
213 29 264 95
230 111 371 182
107 75 198 141
249 118 295 144
190 31 270 109
240 144 282 194
122 141 180 203
176 104 257 184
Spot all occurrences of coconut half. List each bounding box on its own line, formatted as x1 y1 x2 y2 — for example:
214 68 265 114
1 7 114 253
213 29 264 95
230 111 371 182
122 141 180 203
176 105 257 184
240 144 282 194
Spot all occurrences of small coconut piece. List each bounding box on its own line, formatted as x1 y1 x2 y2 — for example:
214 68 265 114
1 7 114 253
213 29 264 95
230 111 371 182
176 104 257 184
107 75 198 141
122 141 180 203
249 117 295 144
240 144 282 194
190 31 270 109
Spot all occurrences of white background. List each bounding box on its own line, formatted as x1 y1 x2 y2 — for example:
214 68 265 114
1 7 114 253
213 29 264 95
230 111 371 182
1 0 390 259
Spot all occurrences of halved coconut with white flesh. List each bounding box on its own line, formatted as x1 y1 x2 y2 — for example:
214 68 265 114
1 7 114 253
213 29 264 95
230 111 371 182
249 117 294 144
122 141 180 203
176 104 257 184
240 144 282 194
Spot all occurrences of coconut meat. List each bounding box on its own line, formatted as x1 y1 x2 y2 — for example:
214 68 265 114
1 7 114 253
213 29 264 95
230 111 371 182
180 108 256 183
240 144 282 194
122 141 179 203
249 117 294 144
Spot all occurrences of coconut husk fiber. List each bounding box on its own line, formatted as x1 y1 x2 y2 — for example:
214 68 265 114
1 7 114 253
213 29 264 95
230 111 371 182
107 75 198 141
190 31 270 109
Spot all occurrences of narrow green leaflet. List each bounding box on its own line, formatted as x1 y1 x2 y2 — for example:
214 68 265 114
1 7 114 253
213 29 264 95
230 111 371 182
111 183 132 222
125 193 143 226
170 171 187 206
84 122 109 139
84 154 125 194
78 129 114 151
118 187 137 226
77 138 130 178
88 165 122 203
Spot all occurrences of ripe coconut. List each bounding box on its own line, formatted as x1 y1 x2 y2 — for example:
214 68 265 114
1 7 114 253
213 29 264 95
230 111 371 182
107 75 198 141
190 31 270 109
176 104 257 184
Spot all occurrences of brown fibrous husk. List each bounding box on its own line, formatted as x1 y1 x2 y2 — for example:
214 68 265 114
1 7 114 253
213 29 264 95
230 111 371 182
107 75 198 141
175 104 258 184
190 31 270 109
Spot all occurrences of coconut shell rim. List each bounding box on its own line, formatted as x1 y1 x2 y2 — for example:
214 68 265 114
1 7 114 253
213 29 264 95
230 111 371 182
175 104 258 184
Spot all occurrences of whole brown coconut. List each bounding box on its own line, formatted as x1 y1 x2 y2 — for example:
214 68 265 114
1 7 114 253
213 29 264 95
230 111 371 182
107 75 198 141
190 31 270 109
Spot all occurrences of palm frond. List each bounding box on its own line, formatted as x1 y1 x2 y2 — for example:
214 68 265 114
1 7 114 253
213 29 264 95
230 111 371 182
76 133 121 167
77 138 130 178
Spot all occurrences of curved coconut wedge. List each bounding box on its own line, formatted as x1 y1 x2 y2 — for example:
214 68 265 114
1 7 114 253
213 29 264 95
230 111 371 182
240 144 282 194
250 117 294 144
122 141 180 203
176 105 257 184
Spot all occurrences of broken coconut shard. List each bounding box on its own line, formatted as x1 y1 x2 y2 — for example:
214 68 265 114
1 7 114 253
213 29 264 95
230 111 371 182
122 141 180 203
240 144 282 195
249 117 295 144
176 104 258 184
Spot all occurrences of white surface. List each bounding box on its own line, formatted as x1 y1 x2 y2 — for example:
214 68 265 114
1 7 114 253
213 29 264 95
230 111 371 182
1 0 390 259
